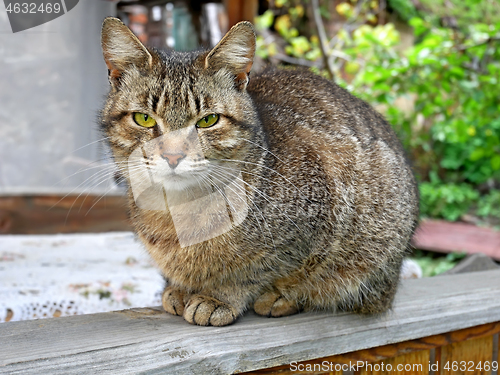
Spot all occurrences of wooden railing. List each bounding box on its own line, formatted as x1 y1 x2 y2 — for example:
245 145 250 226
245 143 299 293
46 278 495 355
1 270 499 374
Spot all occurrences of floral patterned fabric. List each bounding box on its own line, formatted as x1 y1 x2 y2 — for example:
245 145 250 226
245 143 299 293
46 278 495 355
0 232 163 323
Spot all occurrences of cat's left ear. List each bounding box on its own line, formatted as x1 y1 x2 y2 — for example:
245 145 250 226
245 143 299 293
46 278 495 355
205 21 256 90
101 17 152 85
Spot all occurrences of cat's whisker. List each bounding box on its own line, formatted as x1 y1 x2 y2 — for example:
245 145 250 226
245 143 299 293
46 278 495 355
233 137 286 164
70 136 112 154
194 174 220 199
76 167 129 213
60 158 144 217
206 171 276 250
216 158 312 205
197 172 276 252
51 158 118 189
52 156 143 202
210 166 301 231
207 168 282 247
49 163 123 213
84 175 129 216
196 174 237 215
211 163 302 197
62 167 126 223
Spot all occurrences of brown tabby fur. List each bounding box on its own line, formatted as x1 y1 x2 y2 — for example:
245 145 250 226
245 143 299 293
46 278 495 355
100 17 419 326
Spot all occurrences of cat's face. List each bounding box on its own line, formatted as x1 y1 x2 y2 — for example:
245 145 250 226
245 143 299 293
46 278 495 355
100 18 258 195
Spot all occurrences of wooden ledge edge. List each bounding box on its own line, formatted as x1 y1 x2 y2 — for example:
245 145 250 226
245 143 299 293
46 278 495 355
1 270 500 374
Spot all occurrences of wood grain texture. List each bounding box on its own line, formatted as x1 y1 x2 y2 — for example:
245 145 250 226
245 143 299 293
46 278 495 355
0 195 131 234
438 336 494 375
497 333 499 366
359 350 430 375
1 270 500 374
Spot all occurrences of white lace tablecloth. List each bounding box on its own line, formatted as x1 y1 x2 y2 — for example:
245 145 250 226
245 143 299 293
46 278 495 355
0 232 164 323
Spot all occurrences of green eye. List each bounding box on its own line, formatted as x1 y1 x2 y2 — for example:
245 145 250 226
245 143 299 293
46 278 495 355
196 114 219 128
133 112 156 128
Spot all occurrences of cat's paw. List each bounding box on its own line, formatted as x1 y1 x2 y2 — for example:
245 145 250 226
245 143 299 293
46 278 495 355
254 291 299 317
162 286 188 316
183 295 238 326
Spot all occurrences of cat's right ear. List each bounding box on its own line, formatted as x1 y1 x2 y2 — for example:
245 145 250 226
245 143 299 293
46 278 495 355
101 17 152 86
205 21 256 90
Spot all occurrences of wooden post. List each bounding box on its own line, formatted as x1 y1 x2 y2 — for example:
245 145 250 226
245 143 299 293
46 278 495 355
225 0 258 27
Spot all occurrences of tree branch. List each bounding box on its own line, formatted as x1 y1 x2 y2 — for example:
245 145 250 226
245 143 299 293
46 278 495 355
272 53 323 68
458 37 500 51
311 0 334 79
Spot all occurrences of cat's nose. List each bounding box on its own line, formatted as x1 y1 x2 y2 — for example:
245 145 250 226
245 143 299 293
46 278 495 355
160 152 186 169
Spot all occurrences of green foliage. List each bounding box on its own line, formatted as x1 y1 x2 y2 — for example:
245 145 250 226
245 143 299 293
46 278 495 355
255 1 500 222
348 20 500 186
411 250 467 277
477 190 500 219
388 0 417 22
418 0 500 29
419 182 479 221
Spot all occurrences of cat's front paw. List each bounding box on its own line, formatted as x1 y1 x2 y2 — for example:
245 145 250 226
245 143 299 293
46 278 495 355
254 291 300 317
183 295 238 326
162 286 189 316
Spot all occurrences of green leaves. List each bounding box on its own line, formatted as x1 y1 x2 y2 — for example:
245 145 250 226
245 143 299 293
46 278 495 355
420 182 480 221
412 251 467 277
477 190 500 219
255 10 274 31
492 155 500 171
409 17 428 36
254 0 500 222
390 21 500 186
389 0 418 22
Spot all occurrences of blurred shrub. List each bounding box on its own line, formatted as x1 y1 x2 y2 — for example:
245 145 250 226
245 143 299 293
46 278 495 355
419 182 479 221
477 190 500 220
359 19 500 186
412 250 467 277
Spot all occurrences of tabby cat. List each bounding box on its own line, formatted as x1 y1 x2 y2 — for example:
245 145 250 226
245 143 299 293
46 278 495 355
100 17 419 326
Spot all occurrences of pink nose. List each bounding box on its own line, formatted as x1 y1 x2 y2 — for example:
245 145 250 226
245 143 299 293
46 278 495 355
161 152 185 169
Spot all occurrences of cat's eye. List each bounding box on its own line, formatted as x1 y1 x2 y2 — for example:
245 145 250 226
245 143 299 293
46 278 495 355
133 112 156 128
196 114 219 128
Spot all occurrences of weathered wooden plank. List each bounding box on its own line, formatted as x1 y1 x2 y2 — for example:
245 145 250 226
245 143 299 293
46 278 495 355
438 336 494 375
0 195 131 234
496 335 499 375
1 270 500 374
412 220 500 260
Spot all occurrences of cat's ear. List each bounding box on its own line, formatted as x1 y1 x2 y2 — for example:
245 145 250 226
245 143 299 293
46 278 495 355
205 21 256 90
101 17 152 85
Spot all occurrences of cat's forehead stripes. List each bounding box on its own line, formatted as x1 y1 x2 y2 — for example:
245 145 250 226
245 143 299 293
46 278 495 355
147 74 166 113
155 77 199 129
146 62 219 131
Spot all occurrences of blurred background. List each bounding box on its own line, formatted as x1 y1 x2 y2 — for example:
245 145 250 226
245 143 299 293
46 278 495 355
0 0 499 270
